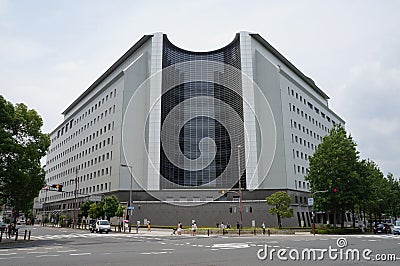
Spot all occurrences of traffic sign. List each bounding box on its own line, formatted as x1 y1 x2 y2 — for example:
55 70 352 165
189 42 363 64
127 206 135 210
308 197 314 206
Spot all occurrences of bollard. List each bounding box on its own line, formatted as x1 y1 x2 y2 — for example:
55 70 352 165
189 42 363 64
0 229 3 242
222 228 225 235
24 229 27 240
238 229 241 236
253 229 256 236
207 229 209 236
28 230 31 240
15 230 18 241
267 229 270 236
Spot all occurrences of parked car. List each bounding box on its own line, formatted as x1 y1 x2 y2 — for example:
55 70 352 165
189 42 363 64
95 220 111 234
393 220 400 235
373 223 391 234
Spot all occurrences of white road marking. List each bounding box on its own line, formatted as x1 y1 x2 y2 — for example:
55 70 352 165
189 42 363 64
0 256 25 260
70 253 91 256
56 250 77 253
28 251 48 254
36 255 60 258
0 253 17 256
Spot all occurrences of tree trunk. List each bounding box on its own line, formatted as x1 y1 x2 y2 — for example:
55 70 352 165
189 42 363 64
340 210 345 228
277 214 282 229
333 207 337 229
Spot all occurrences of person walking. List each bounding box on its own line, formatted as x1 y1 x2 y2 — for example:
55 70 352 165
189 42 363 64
261 221 266 235
147 221 151 232
177 221 182 235
191 221 197 236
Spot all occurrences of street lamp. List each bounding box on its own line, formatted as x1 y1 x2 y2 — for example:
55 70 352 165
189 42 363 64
73 167 79 229
237 145 243 229
120 164 133 225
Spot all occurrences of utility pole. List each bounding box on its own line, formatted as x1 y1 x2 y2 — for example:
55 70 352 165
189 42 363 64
238 145 243 229
73 167 79 228
121 164 133 225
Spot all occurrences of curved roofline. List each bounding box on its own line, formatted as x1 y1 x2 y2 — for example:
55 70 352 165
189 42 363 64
62 34 153 115
163 33 240 55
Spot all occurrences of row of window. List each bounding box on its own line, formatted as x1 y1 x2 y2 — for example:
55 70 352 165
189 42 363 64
293 149 309 161
40 182 111 203
47 135 114 176
294 195 309 204
49 104 116 157
295 179 310 190
290 104 330 134
52 88 117 142
294 164 309 175
291 133 317 151
288 86 337 126
48 120 114 169
291 119 324 142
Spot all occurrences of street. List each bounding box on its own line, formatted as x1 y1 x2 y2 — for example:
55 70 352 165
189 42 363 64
0 226 399 265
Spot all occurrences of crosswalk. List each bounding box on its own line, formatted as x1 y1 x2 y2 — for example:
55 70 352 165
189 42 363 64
31 232 150 241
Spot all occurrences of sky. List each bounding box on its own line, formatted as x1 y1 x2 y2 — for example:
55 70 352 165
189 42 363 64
1 0 399 178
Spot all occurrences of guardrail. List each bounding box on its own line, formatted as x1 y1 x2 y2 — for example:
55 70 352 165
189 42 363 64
0 227 32 242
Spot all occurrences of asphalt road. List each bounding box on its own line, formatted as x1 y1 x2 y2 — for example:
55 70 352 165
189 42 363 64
1 226 399 265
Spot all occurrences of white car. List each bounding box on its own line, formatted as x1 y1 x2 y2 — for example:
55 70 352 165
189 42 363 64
95 220 111 233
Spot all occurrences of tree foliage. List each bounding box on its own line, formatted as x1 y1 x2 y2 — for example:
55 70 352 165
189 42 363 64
103 195 119 220
86 196 120 220
80 200 93 218
306 124 400 227
266 191 293 228
115 204 126 218
0 95 50 218
305 124 359 227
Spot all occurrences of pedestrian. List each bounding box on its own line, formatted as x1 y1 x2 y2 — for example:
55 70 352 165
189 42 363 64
147 221 151 232
236 221 240 229
177 221 182 235
191 222 197 236
7 223 13 239
137 220 141 233
220 222 224 230
227 222 231 229
261 221 266 235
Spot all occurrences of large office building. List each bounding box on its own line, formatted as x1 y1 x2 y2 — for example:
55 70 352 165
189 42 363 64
37 32 344 227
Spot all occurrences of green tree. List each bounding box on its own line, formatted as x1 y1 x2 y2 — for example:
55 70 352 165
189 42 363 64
0 95 50 220
80 200 93 218
115 204 126 218
266 191 293 229
357 159 386 228
305 125 359 228
102 195 119 220
386 173 400 220
88 202 104 219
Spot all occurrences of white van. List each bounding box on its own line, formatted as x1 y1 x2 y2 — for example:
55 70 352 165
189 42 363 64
393 220 400 235
95 220 111 233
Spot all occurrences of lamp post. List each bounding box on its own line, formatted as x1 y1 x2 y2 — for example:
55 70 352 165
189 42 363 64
237 145 243 229
120 164 133 225
73 167 79 228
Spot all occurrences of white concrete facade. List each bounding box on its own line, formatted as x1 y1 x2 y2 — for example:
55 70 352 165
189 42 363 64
38 32 344 212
